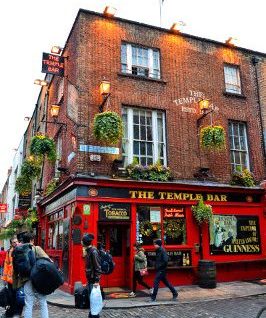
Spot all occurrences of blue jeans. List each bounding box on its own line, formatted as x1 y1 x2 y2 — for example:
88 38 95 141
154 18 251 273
24 280 48 318
151 270 177 300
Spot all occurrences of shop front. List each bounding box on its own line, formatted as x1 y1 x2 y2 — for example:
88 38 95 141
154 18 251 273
38 177 266 293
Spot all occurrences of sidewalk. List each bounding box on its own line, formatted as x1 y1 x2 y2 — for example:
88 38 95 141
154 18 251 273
47 280 266 309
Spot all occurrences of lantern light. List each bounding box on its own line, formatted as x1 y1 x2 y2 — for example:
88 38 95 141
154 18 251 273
34 79 48 86
51 46 63 55
199 99 210 113
103 6 117 17
100 80 111 95
50 104 61 118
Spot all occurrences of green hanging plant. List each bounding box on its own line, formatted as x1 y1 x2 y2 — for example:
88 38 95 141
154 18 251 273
30 134 56 162
230 168 255 187
163 219 185 238
192 198 213 225
93 111 123 144
200 125 226 150
21 157 42 179
15 175 32 196
45 178 59 196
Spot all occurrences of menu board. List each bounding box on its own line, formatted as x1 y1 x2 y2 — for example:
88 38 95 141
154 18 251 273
209 215 261 254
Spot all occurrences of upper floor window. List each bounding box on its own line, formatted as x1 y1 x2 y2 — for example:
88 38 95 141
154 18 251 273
122 107 166 166
121 43 160 79
224 64 241 94
229 121 249 171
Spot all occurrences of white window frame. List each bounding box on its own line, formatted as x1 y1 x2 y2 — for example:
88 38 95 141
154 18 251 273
229 121 250 171
121 43 161 79
122 107 167 166
224 64 241 94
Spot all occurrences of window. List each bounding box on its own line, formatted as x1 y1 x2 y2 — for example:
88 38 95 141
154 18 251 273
229 121 250 171
48 210 64 249
122 107 166 166
137 205 186 246
224 64 241 94
55 135 62 177
121 43 160 79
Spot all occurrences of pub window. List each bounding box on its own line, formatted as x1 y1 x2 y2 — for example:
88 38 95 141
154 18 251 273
121 43 160 79
47 210 64 249
137 205 186 246
224 64 241 94
229 121 250 172
122 107 166 166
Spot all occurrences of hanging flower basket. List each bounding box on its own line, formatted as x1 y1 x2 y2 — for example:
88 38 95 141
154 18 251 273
30 134 56 162
230 169 255 187
15 175 32 196
45 178 59 196
200 125 226 150
191 198 213 225
93 111 123 144
21 157 42 180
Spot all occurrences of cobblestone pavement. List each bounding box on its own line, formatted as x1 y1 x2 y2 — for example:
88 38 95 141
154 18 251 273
1 294 266 317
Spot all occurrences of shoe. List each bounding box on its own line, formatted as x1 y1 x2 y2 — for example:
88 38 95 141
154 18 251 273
172 292 178 301
149 288 154 294
129 292 136 297
147 298 156 302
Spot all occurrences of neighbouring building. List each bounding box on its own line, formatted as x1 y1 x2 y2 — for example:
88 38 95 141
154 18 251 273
14 9 266 293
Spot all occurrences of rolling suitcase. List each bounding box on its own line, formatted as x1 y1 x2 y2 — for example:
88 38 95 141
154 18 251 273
74 286 89 309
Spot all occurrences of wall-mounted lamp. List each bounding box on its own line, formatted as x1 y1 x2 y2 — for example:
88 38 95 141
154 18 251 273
51 46 63 55
34 79 48 86
103 6 117 17
99 80 111 112
170 21 186 33
50 104 61 118
197 99 214 127
24 116 30 121
225 37 238 46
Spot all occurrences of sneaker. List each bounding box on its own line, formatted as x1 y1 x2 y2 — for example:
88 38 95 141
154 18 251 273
147 298 156 303
129 292 136 297
149 288 154 294
172 292 178 301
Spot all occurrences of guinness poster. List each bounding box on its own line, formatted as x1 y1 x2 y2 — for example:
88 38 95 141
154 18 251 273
99 203 131 221
210 215 260 254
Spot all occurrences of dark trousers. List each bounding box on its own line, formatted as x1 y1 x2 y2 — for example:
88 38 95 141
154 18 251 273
133 270 151 293
151 270 177 300
5 283 24 317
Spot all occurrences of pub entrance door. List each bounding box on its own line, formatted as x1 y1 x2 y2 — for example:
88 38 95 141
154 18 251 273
98 224 130 288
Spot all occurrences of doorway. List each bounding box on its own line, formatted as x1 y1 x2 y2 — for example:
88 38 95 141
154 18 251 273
98 224 130 288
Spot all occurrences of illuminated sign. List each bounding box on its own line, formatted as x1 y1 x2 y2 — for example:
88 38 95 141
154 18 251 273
42 52 64 76
0 204 7 213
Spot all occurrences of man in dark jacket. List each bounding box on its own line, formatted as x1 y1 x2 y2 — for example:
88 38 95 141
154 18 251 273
150 239 178 302
82 233 102 318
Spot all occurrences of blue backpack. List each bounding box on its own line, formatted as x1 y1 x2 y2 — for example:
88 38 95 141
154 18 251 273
13 244 35 277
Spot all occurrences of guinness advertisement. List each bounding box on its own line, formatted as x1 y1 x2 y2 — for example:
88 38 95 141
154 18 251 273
210 215 261 254
99 203 131 221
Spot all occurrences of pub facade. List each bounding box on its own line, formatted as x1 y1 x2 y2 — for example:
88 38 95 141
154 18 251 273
23 8 266 293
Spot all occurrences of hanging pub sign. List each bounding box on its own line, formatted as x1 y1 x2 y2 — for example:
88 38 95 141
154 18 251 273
209 215 261 254
99 203 131 221
0 204 7 213
42 52 65 76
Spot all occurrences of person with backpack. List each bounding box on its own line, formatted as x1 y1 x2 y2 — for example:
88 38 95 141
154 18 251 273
82 233 102 318
149 239 178 302
1 237 23 318
129 242 152 297
12 232 50 318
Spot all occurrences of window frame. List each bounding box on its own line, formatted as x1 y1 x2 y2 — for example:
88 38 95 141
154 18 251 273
228 120 250 172
122 107 167 166
223 63 242 95
121 42 161 79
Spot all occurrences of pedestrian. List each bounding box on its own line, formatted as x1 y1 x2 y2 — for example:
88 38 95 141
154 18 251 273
12 232 50 318
129 242 152 297
149 239 178 302
97 242 106 301
0 247 7 277
1 237 23 318
82 233 102 318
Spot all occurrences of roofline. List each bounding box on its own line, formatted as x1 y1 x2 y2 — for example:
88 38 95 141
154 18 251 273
63 8 266 57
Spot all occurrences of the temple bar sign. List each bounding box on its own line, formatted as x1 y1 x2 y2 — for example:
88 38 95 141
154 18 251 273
42 53 64 76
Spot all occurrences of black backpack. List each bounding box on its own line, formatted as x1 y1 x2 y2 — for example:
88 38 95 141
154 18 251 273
30 257 64 295
13 244 35 277
0 286 11 308
98 249 115 275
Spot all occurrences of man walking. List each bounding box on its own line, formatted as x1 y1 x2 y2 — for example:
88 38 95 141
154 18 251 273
13 232 50 318
82 233 102 318
150 239 178 302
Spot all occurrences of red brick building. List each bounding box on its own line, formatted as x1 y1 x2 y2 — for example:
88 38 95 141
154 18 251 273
25 9 266 292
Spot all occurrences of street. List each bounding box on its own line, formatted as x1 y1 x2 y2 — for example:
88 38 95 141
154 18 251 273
1 294 266 318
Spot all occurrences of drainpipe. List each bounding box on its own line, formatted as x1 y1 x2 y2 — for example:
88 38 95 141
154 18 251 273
251 56 266 173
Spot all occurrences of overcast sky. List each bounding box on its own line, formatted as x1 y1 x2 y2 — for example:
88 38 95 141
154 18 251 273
0 0 265 190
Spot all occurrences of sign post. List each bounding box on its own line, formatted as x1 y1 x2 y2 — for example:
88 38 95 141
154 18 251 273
0 204 7 213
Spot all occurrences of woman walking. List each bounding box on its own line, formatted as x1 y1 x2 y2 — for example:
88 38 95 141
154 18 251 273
129 243 152 297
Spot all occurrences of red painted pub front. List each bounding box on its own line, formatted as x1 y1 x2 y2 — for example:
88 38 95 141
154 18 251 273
38 176 266 293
